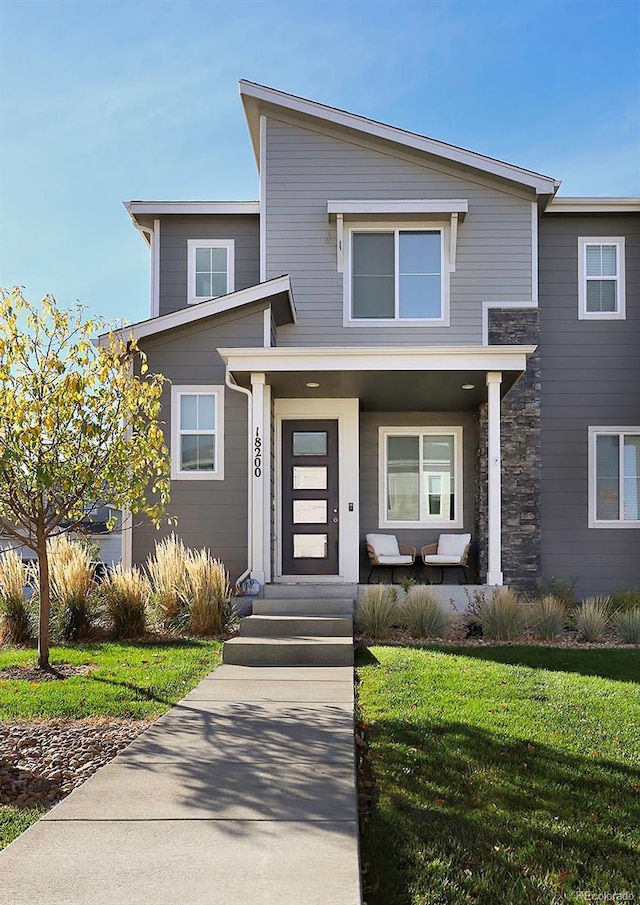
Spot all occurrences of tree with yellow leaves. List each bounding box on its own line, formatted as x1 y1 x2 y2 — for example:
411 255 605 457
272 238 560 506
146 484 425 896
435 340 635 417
0 287 170 667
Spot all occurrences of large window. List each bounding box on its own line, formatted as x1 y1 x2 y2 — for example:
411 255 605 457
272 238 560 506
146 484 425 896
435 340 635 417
589 428 640 527
187 239 235 305
171 386 224 480
348 227 447 322
379 427 463 527
578 237 625 320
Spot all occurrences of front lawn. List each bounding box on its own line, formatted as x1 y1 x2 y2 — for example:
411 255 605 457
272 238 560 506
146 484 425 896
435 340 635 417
356 645 640 905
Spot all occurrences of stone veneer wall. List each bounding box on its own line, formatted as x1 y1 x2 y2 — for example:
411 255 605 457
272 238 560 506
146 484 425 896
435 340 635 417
476 309 541 590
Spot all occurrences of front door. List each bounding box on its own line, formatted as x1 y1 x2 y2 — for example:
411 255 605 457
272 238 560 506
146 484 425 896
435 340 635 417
281 419 339 575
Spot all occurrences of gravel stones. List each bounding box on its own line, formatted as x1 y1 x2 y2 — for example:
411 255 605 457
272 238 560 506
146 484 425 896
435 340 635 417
0 719 152 808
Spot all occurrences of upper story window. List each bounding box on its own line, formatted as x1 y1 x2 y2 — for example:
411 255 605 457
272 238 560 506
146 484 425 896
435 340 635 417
345 224 449 325
578 237 625 320
171 386 225 480
187 239 235 305
589 428 640 527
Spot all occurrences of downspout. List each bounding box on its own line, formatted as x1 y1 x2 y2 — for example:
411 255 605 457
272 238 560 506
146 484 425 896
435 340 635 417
225 368 253 586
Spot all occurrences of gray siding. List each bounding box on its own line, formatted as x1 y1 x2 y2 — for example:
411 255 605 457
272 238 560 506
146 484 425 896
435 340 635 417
359 411 478 581
539 213 640 596
265 114 534 347
159 215 260 316
132 306 265 581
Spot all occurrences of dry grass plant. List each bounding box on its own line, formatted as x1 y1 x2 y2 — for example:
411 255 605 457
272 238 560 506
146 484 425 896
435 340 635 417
401 586 453 639
574 596 613 642
612 607 640 645
46 534 98 640
528 595 567 641
355 585 398 639
102 565 150 638
182 549 232 636
0 549 32 643
147 534 191 631
477 588 526 642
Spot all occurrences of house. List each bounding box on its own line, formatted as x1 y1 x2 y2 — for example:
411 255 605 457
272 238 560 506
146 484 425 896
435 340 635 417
110 81 639 598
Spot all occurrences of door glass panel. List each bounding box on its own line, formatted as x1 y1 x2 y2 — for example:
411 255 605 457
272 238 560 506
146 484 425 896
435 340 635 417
293 432 327 456
293 466 327 490
293 535 328 558
293 500 327 524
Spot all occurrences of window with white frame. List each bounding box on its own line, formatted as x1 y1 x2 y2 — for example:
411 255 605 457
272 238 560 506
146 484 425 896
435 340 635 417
348 226 448 322
589 428 640 527
187 239 235 305
578 237 625 319
379 427 463 527
171 386 224 480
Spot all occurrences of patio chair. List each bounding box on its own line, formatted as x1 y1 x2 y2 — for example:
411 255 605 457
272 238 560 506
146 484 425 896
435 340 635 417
421 533 471 584
366 533 416 584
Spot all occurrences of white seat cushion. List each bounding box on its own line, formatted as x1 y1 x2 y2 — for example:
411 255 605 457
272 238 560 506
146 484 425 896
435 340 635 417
376 554 414 565
437 533 471 558
366 533 400 557
423 554 463 565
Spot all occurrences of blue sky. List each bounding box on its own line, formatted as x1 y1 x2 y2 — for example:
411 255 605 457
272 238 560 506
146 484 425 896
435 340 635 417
1 0 638 325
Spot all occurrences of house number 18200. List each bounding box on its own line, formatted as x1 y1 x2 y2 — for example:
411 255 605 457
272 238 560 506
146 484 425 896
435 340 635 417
254 428 262 477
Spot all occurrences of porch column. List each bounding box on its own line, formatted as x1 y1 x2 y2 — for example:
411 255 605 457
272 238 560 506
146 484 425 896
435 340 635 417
250 373 268 585
486 371 503 586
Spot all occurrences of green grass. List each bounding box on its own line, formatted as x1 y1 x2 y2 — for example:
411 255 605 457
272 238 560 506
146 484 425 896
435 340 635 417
0 640 223 719
356 645 640 905
0 804 48 849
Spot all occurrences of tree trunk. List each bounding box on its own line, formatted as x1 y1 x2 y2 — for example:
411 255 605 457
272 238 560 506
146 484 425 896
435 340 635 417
37 533 50 669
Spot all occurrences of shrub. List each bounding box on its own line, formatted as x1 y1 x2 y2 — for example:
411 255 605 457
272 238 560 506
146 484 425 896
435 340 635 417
182 549 233 636
401 586 453 639
47 534 98 641
147 535 190 631
0 550 32 643
355 585 398 639
528 595 566 641
609 588 640 612
102 565 150 639
574 596 612 642
534 576 578 608
477 588 526 641
613 607 640 644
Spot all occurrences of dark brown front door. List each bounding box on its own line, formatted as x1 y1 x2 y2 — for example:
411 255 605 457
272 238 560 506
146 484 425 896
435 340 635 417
281 419 339 575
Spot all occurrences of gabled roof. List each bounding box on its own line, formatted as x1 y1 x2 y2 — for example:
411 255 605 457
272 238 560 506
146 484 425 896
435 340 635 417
97 275 295 345
240 80 560 198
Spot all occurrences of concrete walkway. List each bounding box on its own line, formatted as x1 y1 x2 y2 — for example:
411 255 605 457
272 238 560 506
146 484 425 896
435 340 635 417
0 665 362 905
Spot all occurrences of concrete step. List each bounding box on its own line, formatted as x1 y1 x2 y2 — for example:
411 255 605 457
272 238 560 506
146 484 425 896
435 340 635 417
263 583 358 600
253 598 354 617
223 636 354 667
240 615 353 638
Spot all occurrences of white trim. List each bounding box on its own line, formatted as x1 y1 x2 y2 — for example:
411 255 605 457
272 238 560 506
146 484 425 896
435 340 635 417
239 81 559 195
262 383 272 583
187 238 235 306
486 371 503 586
548 197 640 213
531 202 538 303
121 509 133 569
259 115 267 282
588 426 640 529
378 426 463 529
126 201 260 215
99 275 295 344
343 222 450 326
250 374 266 583
274 398 359 583
151 219 160 318
327 199 468 216
449 213 458 271
263 306 271 347
224 372 253 584
170 385 225 481
336 213 344 273
578 237 626 320
481 301 538 347
220 344 536 374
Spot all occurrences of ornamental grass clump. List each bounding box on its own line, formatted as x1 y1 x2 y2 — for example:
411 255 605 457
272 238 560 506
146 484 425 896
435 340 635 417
47 534 98 641
477 587 526 642
612 607 640 644
355 585 398 639
102 565 150 639
401 586 453 639
574 596 612 642
182 549 233 636
528 595 567 641
0 550 32 644
147 535 190 631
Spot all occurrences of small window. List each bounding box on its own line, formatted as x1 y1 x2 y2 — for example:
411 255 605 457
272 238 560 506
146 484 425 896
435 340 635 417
578 237 625 320
171 386 224 480
348 227 447 323
187 239 235 305
589 428 640 527
379 427 463 528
